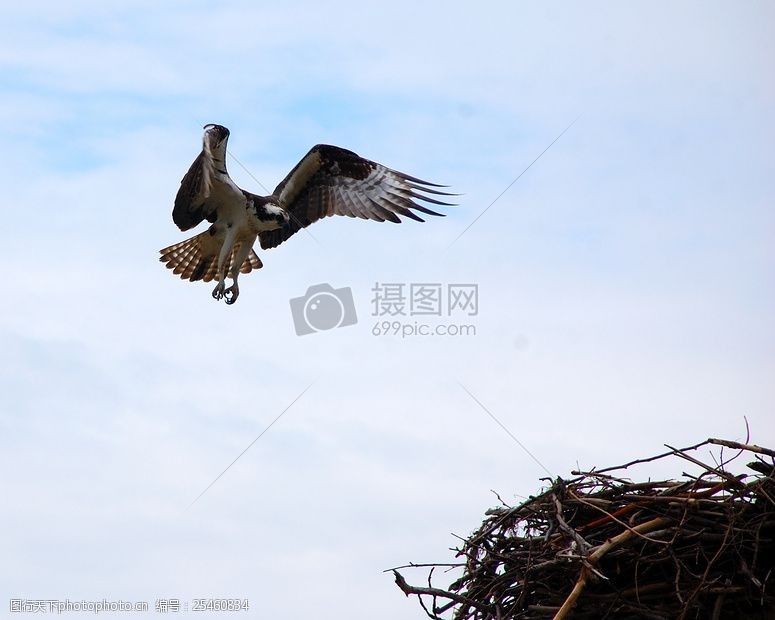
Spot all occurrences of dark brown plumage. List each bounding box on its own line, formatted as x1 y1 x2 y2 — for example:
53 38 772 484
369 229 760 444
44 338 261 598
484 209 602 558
259 144 453 250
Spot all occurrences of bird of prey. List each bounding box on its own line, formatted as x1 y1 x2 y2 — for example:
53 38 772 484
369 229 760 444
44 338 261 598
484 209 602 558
159 124 453 304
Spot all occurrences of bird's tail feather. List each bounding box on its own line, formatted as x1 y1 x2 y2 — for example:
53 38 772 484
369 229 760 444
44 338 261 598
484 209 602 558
159 232 262 282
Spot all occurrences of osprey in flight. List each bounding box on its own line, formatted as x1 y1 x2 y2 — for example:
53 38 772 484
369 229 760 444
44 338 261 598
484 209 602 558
159 124 453 304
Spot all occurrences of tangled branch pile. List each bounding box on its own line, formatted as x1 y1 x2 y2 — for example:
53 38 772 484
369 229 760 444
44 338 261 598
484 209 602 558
393 438 775 619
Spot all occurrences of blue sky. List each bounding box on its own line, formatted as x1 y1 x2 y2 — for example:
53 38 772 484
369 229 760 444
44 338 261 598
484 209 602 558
1 2 773 619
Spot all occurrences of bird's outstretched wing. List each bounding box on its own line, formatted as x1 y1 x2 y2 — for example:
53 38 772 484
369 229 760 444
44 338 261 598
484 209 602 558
259 144 454 250
172 150 219 231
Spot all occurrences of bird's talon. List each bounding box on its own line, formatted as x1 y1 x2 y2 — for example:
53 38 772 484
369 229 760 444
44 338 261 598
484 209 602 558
224 285 239 305
212 282 226 300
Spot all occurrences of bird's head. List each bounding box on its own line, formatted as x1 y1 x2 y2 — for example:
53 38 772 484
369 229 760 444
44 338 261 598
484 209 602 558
265 202 290 229
202 123 230 150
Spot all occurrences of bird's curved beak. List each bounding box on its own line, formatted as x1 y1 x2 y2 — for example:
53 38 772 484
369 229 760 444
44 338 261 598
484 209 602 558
203 124 229 146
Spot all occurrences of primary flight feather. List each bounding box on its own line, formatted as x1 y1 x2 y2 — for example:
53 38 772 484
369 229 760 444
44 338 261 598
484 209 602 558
159 124 454 304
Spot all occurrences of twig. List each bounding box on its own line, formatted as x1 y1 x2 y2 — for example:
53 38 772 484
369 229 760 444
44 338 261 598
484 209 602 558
384 563 464 573
591 440 712 475
392 570 490 615
570 492 671 545
708 438 775 459
665 444 747 490
554 517 672 619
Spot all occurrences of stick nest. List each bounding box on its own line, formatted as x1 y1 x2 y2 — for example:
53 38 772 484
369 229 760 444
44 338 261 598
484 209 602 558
393 438 775 619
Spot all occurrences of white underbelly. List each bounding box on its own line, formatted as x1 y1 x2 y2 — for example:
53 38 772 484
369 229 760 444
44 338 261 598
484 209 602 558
210 176 248 224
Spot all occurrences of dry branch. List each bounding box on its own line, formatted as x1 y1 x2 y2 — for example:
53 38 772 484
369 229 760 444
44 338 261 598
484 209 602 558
392 438 775 619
